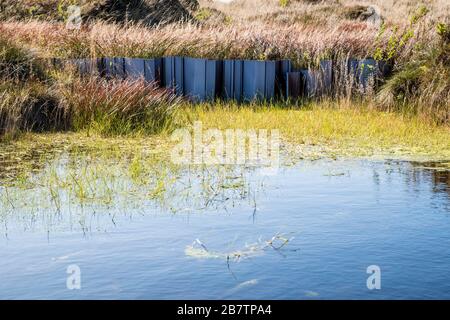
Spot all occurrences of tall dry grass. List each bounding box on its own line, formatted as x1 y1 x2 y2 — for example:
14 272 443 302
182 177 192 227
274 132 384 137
0 19 386 67
0 81 68 137
0 0 448 131
1 75 183 137
199 0 450 25
58 76 182 135
0 1 441 68
377 22 450 124
0 35 66 138
0 34 183 137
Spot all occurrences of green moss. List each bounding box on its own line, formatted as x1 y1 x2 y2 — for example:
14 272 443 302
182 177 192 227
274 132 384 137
195 8 213 21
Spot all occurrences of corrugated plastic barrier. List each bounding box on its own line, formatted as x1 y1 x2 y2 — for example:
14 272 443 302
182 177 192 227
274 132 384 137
222 59 291 102
183 57 223 102
53 56 391 103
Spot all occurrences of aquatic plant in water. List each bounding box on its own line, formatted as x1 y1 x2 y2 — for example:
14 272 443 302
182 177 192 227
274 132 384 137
0 140 268 234
185 233 294 262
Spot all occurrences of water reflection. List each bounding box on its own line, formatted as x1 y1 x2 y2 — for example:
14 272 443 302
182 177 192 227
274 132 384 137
409 161 450 196
1 146 450 299
1 146 449 236
0 149 268 235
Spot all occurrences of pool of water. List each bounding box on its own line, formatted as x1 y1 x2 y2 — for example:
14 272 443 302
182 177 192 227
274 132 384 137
0 156 449 299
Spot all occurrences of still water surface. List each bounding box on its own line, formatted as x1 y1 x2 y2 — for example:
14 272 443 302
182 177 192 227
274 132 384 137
0 157 449 299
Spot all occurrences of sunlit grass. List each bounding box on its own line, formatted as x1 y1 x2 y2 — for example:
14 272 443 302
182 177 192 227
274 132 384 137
2 100 449 165
184 100 450 161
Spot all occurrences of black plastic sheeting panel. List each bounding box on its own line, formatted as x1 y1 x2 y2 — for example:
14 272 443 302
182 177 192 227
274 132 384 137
286 72 304 100
223 60 291 102
347 58 392 90
163 57 224 102
163 56 184 96
320 60 333 94
222 60 243 101
286 59 393 100
54 56 391 103
144 58 163 84
56 58 99 74
277 60 292 97
100 57 126 78
286 69 318 99
70 58 99 74
286 60 333 99
124 58 145 79
124 58 162 84
183 57 223 102
243 60 276 101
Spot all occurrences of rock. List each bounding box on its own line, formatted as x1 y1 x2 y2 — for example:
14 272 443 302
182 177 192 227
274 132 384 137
343 5 383 26
365 5 383 26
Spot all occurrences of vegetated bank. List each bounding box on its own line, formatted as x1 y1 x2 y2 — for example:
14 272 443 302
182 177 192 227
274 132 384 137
0 1 448 162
